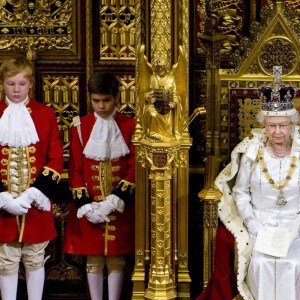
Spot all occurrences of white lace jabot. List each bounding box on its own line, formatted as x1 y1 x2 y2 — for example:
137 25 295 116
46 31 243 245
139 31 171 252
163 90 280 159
83 109 130 161
0 97 39 147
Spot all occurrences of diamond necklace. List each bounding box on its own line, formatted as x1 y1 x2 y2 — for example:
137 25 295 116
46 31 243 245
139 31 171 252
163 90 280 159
268 139 291 158
258 147 297 207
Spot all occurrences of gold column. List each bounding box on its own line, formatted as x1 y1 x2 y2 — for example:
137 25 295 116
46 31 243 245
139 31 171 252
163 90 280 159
145 145 177 300
131 1 147 298
176 144 192 299
198 156 222 288
133 0 191 298
199 35 224 157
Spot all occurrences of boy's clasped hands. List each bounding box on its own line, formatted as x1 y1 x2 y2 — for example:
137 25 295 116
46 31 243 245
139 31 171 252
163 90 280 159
0 186 50 215
77 194 125 223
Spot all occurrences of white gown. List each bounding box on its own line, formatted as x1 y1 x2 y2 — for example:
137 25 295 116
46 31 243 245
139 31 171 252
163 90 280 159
233 148 300 300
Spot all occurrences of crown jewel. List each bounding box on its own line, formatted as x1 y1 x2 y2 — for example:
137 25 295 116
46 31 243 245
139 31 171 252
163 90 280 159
260 66 296 116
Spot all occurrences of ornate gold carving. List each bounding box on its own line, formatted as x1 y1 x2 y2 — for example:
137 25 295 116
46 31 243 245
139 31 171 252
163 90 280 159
153 152 168 168
137 45 187 142
133 1 191 298
100 0 136 60
42 74 80 157
117 75 135 115
196 0 243 55
0 0 76 55
230 5 300 74
238 98 262 140
150 0 171 67
259 38 297 74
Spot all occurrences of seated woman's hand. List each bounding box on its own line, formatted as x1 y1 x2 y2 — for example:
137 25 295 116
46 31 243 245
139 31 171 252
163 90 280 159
245 219 266 235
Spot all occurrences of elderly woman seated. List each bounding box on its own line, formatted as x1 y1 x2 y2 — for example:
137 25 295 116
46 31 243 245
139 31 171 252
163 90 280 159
197 72 300 300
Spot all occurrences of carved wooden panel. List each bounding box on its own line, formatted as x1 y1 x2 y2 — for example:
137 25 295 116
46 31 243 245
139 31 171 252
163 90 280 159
100 0 136 60
0 0 80 59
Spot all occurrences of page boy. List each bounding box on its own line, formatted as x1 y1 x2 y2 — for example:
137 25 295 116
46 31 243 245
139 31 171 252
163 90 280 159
0 56 63 300
63 72 135 300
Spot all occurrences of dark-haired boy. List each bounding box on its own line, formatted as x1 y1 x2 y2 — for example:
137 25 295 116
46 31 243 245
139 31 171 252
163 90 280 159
64 72 135 300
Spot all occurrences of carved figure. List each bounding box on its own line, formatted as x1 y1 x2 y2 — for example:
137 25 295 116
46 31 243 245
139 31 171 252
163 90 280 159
138 44 187 142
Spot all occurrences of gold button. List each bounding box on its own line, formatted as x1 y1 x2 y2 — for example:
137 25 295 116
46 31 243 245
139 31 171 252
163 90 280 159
28 146 36 153
30 156 36 163
1 159 8 165
1 148 9 155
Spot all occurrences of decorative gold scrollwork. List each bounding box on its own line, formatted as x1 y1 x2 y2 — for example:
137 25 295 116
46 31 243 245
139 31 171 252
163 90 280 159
0 0 75 52
259 38 297 75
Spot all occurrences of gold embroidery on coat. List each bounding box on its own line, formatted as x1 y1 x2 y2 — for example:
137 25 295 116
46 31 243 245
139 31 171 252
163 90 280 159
71 187 89 200
29 157 36 163
1 159 8 165
112 166 121 172
28 146 36 153
1 148 9 155
112 176 121 182
0 169 7 175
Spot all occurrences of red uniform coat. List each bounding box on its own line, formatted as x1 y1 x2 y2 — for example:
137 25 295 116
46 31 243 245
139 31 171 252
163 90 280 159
0 98 63 243
63 111 135 256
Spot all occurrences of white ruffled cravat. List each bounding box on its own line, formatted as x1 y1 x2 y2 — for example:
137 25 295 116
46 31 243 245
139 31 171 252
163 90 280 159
83 109 130 161
0 97 39 147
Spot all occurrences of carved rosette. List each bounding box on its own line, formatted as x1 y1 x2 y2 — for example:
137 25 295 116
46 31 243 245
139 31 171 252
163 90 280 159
259 38 297 75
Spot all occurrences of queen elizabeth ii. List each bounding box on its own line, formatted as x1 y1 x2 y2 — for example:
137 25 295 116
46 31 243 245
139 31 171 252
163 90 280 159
214 71 300 300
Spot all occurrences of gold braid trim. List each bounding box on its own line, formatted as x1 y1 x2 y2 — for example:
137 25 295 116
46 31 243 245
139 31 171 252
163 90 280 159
117 179 136 194
70 187 89 200
42 166 61 183
18 215 26 242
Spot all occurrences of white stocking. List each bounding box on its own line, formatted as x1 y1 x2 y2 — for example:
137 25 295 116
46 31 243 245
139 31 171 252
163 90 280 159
25 267 45 300
108 271 124 300
0 273 18 300
87 272 104 300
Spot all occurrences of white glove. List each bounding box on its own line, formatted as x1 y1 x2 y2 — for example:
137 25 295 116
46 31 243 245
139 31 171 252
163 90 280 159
246 219 266 235
104 194 125 214
0 192 31 216
77 203 109 223
86 203 110 224
17 187 50 211
77 203 93 219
